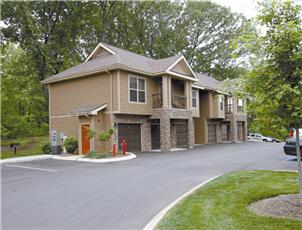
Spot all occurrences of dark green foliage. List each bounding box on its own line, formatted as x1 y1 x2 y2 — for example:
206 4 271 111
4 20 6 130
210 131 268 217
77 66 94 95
1 43 48 139
63 137 78 154
42 143 51 154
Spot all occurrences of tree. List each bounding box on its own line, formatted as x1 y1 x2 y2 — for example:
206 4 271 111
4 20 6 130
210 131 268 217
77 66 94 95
1 43 48 138
246 0 302 194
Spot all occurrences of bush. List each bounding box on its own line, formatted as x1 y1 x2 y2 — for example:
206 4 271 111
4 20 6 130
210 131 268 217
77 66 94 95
42 143 51 154
63 137 78 154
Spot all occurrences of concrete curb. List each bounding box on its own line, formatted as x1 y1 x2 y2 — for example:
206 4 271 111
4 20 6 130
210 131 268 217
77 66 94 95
0 155 53 164
1 153 136 164
143 175 221 230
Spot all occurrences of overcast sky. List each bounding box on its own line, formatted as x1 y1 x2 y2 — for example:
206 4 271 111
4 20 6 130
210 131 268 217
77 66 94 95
212 0 258 18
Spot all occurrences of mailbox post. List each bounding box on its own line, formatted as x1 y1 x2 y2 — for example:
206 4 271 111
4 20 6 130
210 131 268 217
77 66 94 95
10 143 20 156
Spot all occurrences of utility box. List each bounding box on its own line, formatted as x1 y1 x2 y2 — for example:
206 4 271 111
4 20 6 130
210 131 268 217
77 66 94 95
51 130 61 155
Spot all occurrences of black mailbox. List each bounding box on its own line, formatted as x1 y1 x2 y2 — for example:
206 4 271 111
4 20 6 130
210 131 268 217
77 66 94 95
10 143 20 155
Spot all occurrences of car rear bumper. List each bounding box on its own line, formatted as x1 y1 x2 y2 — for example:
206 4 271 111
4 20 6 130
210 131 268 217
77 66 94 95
283 145 297 156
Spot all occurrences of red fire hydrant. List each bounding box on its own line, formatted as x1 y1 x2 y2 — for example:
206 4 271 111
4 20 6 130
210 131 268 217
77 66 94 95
121 139 127 155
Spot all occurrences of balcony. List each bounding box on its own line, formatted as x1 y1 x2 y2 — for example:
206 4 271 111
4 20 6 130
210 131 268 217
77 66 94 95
152 93 187 109
237 106 244 114
152 93 163 108
225 104 233 114
172 95 186 109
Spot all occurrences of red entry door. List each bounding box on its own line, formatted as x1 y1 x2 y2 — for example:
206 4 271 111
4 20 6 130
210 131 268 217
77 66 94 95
81 124 90 154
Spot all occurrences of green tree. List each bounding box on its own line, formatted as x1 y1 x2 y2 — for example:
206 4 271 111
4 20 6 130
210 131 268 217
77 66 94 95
246 0 302 193
1 43 48 138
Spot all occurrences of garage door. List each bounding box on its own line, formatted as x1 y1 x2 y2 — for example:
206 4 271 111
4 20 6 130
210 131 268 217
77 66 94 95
175 123 188 148
208 124 216 143
118 124 141 152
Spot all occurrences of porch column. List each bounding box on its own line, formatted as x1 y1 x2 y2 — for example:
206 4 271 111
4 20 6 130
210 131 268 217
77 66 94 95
188 117 195 149
185 81 192 109
160 115 171 151
162 76 169 108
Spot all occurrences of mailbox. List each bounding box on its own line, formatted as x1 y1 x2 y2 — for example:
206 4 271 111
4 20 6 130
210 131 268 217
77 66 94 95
10 143 20 155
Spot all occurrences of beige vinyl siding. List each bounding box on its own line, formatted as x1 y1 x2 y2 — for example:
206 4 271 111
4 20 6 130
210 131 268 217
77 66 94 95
49 72 112 116
119 70 155 115
50 117 78 146
93 113 113 152
170 59 193 77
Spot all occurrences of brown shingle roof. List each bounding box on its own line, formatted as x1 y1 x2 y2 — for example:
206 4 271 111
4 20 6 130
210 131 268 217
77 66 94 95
194 73 223 91
41 43 184 84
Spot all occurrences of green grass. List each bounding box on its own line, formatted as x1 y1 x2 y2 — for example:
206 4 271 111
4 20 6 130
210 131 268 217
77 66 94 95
1 136 49 159
157 170 302 230
85 150 126 159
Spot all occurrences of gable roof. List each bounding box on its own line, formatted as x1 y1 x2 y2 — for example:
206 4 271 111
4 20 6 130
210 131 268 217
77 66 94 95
67 103 107 116
41 43 197 84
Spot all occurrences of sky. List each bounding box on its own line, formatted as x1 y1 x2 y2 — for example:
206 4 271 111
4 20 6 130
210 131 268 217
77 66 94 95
212 0 258 18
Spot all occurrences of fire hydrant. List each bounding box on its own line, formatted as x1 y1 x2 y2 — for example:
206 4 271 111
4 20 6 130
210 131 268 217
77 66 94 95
121 139 127 155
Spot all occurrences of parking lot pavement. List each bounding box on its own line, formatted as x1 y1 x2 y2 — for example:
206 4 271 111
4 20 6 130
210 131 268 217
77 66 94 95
1 142 298 230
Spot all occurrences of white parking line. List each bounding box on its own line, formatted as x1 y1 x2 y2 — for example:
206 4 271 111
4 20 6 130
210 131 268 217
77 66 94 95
5 164 57 172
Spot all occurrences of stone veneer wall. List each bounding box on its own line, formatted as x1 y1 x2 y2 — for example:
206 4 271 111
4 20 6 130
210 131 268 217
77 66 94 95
113 114 151 152
152 108 194 151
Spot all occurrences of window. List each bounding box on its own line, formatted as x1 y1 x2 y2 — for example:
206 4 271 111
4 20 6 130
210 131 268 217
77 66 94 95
192 89 197 108
129 76 146 103
238 99 243 107
219 95 224 110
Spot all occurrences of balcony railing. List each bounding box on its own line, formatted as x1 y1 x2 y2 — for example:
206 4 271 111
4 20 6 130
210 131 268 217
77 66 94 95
172 95 186 109
237 106 244 114
152 93 163 108
225 104 233 114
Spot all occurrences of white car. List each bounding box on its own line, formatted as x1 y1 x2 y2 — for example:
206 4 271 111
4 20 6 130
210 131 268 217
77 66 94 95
248 133 273 142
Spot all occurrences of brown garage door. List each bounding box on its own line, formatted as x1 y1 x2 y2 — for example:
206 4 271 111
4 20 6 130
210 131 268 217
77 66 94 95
118 124 141 152
208 124 216 143
171 120 188 148
222 123 230 141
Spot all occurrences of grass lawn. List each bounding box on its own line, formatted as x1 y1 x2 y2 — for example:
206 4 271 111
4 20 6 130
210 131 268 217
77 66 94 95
1 136 48 159
157 170 302 230
85 150 127 159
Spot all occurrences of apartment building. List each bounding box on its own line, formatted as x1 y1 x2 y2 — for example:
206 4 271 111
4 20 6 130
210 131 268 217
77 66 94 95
41 43 247 154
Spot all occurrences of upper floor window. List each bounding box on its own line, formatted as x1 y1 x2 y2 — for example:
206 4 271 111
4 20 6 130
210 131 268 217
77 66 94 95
192 89 197 108
237 99 244 113
129 76 146 103
219 95 224 110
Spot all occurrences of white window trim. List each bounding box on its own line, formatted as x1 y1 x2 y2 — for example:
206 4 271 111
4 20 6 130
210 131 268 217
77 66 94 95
192 89 197 108
219 95 224 111
128 75 147 104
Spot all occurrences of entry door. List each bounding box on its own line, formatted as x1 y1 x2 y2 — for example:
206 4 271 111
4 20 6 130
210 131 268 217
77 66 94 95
151 124 160 150
81 124 90 154
175 123 188 148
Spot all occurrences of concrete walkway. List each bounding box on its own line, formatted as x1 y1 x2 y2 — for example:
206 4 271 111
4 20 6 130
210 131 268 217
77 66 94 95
1 142 297 230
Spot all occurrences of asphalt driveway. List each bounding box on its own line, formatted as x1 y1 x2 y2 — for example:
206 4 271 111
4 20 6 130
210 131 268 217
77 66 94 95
1 142 298 230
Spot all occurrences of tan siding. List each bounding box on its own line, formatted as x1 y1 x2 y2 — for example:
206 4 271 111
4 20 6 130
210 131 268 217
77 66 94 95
93 113 113 152
119 70 154 115
90 48 112 60
49 72 112 116
170 59 193 77
50 116 78 146
112 71 118 112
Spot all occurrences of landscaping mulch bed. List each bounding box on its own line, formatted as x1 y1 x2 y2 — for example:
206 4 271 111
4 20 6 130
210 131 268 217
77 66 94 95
249 194 302 221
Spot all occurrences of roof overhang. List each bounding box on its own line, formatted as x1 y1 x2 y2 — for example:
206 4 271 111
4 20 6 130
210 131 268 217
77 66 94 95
165 56 198 82
67 104 107 116
85 43 116 62
192 84 205 90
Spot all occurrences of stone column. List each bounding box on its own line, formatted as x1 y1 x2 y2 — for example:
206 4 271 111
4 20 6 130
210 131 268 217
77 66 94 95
142 121 151 151
160 114 171 152
188 117 195 148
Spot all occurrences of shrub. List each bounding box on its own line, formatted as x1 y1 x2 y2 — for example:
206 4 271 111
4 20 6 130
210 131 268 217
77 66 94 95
63 137 78 153
42 143 51 154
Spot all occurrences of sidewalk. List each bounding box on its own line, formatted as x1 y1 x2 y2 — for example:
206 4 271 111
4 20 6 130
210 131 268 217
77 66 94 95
0 153 136 164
